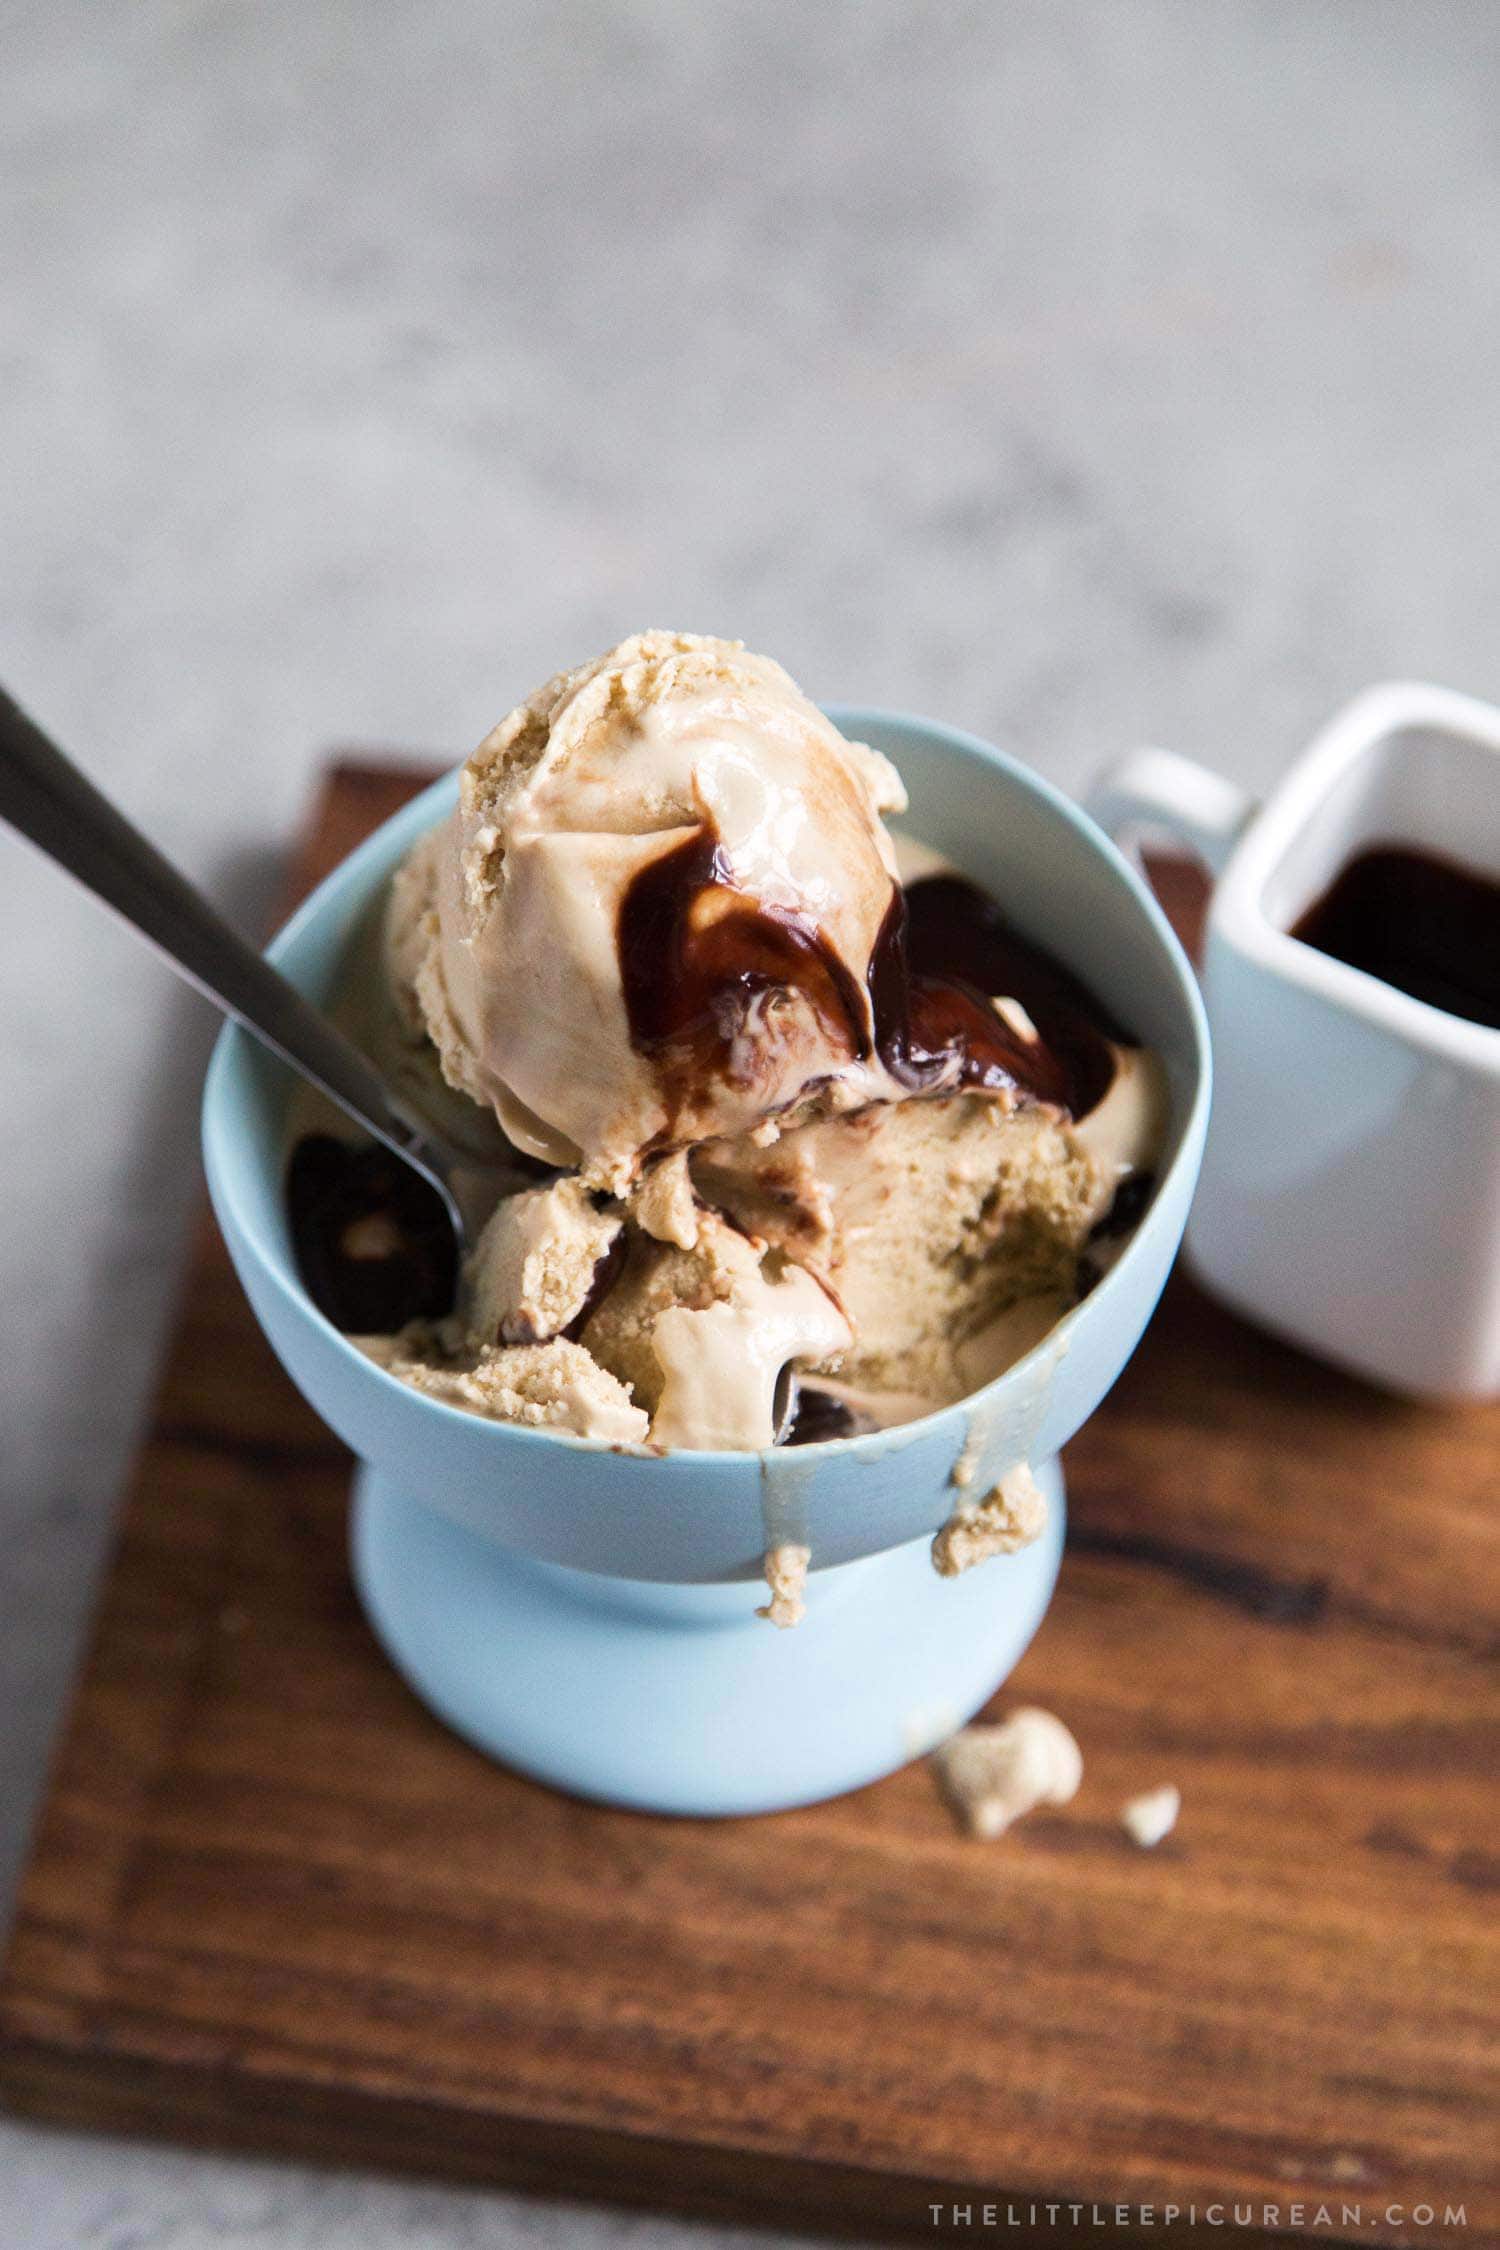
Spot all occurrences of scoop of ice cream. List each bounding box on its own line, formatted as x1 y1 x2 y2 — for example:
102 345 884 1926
358 1332 648 1446
295 633 1173 1460
691 1084 1131 1414
463 1175 621 1347
388 632 908 1189
579 1208 851 1450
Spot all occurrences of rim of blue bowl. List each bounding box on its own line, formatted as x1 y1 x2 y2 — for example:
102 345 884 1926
202 706 1212 1465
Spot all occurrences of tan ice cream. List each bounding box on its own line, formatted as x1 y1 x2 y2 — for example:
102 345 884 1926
577 1208 852 1449
292 633 1166 1459
691 1093 1110 1414
388 631 908 1191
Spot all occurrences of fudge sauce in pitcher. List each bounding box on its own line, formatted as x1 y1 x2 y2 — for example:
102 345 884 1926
1291 844 1500 1031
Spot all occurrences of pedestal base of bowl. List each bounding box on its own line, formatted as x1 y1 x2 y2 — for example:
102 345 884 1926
349 1459 1066 1817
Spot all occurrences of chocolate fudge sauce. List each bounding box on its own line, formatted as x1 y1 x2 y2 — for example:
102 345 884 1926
618 834 1125 1122
286 1133 458 1332
880 873 1121 1116
783 1384 873 1446
618 824 870 1078
1292 845 1500 1031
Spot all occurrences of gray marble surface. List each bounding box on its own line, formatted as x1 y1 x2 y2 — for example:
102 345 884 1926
4 2 1500 2241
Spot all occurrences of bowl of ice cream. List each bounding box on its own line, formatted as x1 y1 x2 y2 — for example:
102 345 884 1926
203 637 1209 1814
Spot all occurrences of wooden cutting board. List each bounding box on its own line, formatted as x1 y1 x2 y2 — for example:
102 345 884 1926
2 763 1496 2247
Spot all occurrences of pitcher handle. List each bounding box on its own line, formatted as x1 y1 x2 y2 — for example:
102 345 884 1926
1087 746 1254 877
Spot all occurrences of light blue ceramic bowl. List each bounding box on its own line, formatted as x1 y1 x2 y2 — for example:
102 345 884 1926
203 710 1209 1815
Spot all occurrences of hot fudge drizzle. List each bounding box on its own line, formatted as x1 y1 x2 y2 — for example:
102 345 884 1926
617 831 1129 1125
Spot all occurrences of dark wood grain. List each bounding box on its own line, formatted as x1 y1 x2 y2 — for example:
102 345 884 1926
1 765 1496 2247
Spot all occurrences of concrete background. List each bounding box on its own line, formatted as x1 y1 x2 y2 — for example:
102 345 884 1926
4 1 1499 2241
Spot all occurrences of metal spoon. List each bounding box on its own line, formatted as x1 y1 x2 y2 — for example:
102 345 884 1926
0 683 470 1261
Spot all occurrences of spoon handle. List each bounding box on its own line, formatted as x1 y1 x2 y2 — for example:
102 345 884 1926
0 684 459 1211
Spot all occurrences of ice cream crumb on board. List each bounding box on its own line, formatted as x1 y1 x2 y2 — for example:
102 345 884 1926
1121 1783 1181 1847
931 1461 1047 1577
931 1706 1083 1839
757 1542 810 1629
